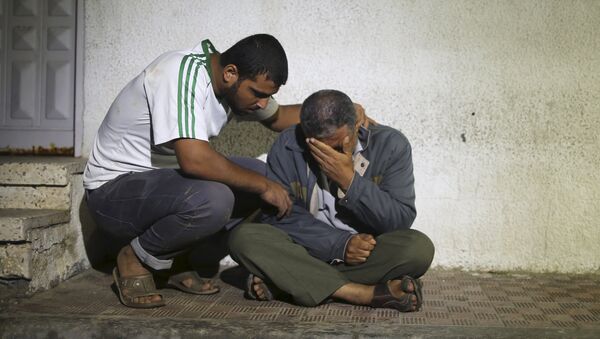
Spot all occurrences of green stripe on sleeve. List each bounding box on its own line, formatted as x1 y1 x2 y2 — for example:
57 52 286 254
178 53 208 139
183 56 198 138
189 58 202 139
177 54 191 138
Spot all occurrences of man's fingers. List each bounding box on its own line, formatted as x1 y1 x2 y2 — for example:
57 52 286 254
277 193 293 218
276 205 285 218
346 234 373 264
354 103 365 125
342 136 352 155
308 140 342 174
352 248 371 258
359 233 377 245
353 102 378 129
285 195 292 217
307 138 337 157
356 241 375 251
262 180 293 219
307 142 328 162
308 147 333 174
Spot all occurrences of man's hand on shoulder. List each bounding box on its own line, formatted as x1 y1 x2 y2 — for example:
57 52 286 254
354 103 377 128
345 233 376 265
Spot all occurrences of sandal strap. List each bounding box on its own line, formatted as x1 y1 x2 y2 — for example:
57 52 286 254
170 271 214 285
398 276 423 310
166 270 220 295
245 274 274 301
399 276 416 293
370 283 391 308
370 282 416 312
117 274 161 299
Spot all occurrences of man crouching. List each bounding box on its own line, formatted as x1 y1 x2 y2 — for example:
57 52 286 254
229 89 434 312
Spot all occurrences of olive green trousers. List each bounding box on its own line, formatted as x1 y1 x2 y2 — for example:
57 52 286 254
228 223 434 306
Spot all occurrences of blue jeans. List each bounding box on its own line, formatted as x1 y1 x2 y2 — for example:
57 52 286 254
86 157 265 270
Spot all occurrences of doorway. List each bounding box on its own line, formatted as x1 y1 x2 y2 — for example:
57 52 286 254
0 0 81 156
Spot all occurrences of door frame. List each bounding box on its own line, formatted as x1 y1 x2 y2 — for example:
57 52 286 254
74 0 83 157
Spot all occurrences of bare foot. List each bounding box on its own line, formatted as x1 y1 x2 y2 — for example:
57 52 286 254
178 276 218 292
251 276 270 300
116 245 163 305
332 280 418 311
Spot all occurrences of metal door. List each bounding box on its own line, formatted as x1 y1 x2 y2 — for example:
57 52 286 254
0 0 77 154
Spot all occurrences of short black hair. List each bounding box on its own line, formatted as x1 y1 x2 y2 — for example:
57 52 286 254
220 34 288 86
300 90 356 139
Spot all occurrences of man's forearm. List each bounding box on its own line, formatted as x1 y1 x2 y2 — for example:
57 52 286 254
263 104 301 132
174 138 268 194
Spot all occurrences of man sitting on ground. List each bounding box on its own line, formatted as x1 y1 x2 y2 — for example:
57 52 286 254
229 89 435 312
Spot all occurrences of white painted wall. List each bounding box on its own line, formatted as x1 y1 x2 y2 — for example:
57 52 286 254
82 0 600 273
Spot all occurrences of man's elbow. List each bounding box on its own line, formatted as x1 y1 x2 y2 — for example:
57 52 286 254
405 209 417 229
177 157 196 176
386 208 416 231
177 157 212 179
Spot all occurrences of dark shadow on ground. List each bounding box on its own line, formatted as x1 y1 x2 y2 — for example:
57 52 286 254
219 265 250 291
79 196 233 277
78 197 123 274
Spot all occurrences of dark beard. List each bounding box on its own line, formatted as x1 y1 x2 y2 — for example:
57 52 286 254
224 80 241 113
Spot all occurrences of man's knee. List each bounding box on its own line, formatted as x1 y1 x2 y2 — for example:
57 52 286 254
180 181 235 232
406 230 435 276
229 224 265 253
379 229 435 277
229 223 282 256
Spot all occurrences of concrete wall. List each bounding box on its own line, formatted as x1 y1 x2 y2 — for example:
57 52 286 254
82 0 600 273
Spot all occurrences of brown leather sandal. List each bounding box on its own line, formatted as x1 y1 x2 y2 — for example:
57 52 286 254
370 281 418 312
112 267 165 308
245 274 275 301
167 271 219 295
399 276 423 310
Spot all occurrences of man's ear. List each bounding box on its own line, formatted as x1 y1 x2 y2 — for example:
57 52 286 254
223 64 239 85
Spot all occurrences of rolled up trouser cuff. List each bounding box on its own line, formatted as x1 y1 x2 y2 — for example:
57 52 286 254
131 237 173 270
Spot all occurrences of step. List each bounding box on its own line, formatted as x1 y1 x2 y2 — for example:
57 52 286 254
0 185 72 209
0 208 87 288
0 157 89 293
0 208 70 241
0 221 80 282
0 156 86 186
0 209 70 279
0 156 86 210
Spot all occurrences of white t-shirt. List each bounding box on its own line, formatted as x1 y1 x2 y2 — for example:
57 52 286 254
83 39 278 190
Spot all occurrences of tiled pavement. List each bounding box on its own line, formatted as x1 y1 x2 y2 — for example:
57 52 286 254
1 267 600 338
